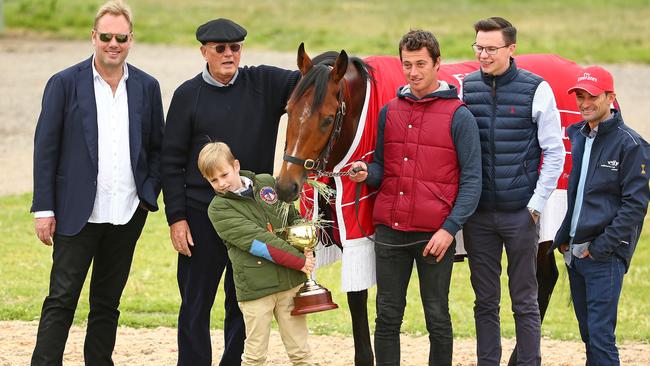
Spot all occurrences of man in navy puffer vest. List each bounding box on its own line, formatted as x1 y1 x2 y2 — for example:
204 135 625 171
462 17 565 366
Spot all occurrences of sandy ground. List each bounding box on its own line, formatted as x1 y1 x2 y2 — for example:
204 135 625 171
2 37 650 364
2 321 648 366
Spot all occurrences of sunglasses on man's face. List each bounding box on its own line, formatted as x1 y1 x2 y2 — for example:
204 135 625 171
96 31 130 43
208 43 242 54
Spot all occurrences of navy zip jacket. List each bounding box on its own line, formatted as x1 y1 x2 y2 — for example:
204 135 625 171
553 111 649 271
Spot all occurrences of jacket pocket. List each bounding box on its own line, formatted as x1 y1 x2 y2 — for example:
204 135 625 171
589 163 619 193
242 260 279 291
521 160 537 191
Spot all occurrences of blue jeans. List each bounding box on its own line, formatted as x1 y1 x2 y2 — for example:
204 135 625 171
567 255 626 366
373 225 454 366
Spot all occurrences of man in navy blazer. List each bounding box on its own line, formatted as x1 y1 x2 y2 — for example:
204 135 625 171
30 1 164 364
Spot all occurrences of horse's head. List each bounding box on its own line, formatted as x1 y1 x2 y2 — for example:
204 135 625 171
275 43 349 202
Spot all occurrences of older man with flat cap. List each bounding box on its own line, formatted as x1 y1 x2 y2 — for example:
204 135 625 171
161 18 300 366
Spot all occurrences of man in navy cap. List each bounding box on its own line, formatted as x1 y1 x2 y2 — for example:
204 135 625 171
161 18 300 366
553 66 649 365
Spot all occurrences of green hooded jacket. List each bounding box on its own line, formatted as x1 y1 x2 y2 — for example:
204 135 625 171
208 171 307 302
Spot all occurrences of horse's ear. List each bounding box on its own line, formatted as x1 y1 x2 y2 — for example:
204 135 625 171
330 49 348 83
297 42 313 76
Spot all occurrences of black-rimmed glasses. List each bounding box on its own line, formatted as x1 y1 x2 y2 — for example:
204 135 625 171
472 43 509 55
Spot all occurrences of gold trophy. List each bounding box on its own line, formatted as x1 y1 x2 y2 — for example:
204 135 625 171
286 222 338 315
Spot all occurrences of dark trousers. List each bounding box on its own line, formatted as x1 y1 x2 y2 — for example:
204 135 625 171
373 225 455 366
568 255 625 365
31 208 147 366
463 208 541 366
177 206 245 366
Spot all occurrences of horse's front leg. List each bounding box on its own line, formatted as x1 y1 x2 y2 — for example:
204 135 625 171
347 290 374 366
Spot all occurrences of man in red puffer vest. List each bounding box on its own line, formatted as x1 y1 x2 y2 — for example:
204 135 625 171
350 29 482 366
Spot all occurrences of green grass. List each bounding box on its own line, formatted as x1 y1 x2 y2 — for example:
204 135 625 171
4 0 650 63
2 193 650 341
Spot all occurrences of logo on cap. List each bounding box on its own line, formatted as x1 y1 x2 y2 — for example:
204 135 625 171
577 73 598 83
567 66 614 96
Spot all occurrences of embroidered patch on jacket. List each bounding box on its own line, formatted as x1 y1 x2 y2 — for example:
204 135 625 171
259 186 278 204
600 160 619 171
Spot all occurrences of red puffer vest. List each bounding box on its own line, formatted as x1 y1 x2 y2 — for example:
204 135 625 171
373 96 462 232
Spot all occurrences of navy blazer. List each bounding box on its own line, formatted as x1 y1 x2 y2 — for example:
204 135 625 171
31 57 165 236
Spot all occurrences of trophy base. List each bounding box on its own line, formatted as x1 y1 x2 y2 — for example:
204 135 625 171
291 280 339 316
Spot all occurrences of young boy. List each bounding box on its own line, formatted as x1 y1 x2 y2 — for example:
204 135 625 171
198 141 315 366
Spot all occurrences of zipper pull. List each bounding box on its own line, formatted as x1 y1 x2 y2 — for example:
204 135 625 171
267 222 273 232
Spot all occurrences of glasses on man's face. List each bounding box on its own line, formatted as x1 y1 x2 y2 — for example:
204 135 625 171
208 43 243 54
472 43 509 55
96 31 130 43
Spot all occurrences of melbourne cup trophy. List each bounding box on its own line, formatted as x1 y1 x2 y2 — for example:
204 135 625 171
286 222 339 315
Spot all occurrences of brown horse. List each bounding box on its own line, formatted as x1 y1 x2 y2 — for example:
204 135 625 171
276 43 376 366
275 44 576 365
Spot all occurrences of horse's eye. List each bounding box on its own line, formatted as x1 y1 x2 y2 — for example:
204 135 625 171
320 116 334 129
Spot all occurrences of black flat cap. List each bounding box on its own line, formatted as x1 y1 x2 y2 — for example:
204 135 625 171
196 18 247 43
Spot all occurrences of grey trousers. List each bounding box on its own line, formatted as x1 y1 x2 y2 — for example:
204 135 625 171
463 208 541 366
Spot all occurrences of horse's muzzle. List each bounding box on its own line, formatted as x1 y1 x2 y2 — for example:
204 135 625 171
275 178 301 203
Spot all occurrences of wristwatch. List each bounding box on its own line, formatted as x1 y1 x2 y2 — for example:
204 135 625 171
528 207 541 217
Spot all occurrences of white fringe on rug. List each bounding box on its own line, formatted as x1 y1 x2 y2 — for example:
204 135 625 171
340 237 376 292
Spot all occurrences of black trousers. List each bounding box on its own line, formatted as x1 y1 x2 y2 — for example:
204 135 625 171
176 206 245 366
373 225 455 366
31 208 147 366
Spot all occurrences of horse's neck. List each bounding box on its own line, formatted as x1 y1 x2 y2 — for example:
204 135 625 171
326 64 367 170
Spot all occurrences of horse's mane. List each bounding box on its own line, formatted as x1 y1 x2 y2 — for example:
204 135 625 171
289 51 374 113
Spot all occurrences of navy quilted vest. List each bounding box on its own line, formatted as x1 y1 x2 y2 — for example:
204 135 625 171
463 59 543 210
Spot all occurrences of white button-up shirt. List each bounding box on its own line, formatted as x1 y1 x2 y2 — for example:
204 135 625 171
88 57 139 224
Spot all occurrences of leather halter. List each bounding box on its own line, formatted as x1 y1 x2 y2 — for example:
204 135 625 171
283 82 347 174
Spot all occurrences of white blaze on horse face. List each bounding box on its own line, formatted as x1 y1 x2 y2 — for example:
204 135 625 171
285 104 312 160
299 105 311 125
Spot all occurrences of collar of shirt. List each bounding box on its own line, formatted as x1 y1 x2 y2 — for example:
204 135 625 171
202 64 238 87
233 176 253 195
580 123 599 139
91 54 129 84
